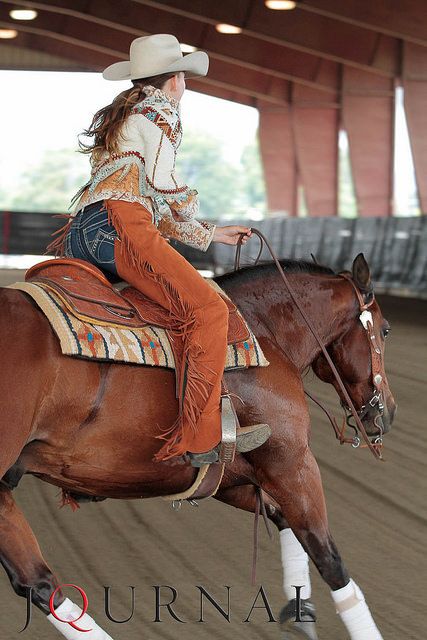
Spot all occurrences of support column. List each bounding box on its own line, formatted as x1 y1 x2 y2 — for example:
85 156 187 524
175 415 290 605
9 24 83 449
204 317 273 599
292 90 339 216
402 42 427 214
258 102 297 216
291 61 340 216
342 67 394 217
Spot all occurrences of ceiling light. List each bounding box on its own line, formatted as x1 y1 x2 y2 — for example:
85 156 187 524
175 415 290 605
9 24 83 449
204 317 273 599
215 23 242 34
265 0 297 9
0 28 18 39
9 9 38 20
180 43 197 53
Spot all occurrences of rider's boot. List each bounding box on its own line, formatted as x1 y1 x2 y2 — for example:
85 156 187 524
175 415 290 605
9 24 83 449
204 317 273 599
188 394 271 467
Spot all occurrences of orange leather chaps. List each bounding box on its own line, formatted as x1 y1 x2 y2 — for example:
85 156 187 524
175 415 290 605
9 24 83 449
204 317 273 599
106 199 229 462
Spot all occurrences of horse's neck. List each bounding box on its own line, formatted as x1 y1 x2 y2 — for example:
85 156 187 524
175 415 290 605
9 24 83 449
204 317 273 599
224 272 353 372
270 274 354 370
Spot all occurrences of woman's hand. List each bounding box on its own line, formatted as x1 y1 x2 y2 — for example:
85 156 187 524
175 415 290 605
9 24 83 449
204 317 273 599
212 225 252 246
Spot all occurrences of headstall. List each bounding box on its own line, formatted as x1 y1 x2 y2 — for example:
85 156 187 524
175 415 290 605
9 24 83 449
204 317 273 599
338 273 385 455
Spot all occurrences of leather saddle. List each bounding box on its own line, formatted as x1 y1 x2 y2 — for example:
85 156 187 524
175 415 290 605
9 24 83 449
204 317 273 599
25 258 250 344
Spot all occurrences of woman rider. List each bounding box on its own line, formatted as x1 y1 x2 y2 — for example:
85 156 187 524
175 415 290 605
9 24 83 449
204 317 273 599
49 34 270 466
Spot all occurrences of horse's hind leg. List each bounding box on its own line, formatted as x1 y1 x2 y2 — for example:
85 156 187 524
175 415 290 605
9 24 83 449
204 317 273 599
0 486 113 639
0 486 61 614
215 484 318 640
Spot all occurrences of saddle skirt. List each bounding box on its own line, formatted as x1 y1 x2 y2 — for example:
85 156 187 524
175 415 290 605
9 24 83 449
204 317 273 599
9 258 269 374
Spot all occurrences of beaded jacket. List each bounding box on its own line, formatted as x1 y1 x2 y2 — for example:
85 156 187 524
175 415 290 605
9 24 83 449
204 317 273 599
71 85 216 252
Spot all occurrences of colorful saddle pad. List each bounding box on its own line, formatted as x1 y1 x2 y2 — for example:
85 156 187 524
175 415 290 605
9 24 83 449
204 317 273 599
8 281 270 372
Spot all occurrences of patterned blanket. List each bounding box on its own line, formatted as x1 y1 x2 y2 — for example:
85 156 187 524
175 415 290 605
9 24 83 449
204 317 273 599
8 281 269 372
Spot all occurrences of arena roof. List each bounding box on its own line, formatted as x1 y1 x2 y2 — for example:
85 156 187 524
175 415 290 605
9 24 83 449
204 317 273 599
1 0 426 105
1 1 427 216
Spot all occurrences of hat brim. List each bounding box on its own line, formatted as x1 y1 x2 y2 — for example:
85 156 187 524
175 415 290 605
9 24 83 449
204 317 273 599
103 51 209 81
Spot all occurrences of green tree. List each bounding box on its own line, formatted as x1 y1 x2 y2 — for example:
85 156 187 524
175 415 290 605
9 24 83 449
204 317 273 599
239 135 267 212
6 149 88 212
176 129 240 218
338 131 357 218
1 133 267 220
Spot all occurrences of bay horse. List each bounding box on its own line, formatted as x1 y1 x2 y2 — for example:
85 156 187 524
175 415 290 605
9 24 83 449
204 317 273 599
0 253 396 639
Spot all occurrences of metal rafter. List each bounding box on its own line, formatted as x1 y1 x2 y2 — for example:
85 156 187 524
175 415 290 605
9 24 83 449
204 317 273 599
0 13 293 106
2 0 338 93
298 0 427 48
129 0 399 76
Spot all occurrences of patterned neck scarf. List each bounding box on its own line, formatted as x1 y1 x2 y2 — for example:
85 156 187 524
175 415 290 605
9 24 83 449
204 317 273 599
142 84 180 111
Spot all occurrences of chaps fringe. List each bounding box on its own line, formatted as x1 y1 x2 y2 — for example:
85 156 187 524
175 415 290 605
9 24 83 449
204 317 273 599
45 214 74 256
105 203 220 462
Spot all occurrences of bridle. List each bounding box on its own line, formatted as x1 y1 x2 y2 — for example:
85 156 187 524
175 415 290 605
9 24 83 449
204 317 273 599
234 229 386 460
337 273 385 452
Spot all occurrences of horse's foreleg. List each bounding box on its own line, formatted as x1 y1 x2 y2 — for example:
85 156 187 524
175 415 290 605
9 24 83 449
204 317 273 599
215 484 317 640
0 486 114 639
215 485 312 594
253 445 383 640
218 486 314 602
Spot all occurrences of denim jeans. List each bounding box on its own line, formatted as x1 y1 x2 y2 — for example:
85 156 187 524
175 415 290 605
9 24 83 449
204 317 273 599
64 200 119 276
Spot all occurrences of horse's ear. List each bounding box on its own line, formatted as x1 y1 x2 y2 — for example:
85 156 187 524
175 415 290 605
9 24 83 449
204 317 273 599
352 253 371 291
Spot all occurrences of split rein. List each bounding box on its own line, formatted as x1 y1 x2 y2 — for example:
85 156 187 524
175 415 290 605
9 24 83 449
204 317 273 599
233 228 384 461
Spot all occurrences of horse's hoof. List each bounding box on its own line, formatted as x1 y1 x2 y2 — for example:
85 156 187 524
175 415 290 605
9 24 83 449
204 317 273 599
279 599 319 640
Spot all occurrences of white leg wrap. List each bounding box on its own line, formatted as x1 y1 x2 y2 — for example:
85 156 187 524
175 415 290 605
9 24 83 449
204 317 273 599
280 528 311 600
331 578 383 640
47 598 114 640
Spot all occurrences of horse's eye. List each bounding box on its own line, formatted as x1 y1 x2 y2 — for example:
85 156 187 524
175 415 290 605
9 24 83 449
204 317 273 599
382 327 390 338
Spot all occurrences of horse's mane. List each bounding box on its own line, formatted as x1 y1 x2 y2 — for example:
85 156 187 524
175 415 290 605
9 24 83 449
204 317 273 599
215 259 334 285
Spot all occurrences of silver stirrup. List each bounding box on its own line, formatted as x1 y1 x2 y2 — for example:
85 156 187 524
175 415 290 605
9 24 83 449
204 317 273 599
218 394 237 463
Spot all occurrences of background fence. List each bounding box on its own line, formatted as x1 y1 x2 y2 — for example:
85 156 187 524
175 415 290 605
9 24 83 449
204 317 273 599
1 211 426 295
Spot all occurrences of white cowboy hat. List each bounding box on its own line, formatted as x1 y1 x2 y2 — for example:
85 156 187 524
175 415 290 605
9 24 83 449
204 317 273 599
103 34 209 81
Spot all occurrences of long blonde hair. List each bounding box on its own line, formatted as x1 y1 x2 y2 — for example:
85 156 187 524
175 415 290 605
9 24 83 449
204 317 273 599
79 72 177 162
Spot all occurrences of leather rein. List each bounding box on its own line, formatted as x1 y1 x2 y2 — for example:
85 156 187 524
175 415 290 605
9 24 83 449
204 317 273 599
234 228 385 461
